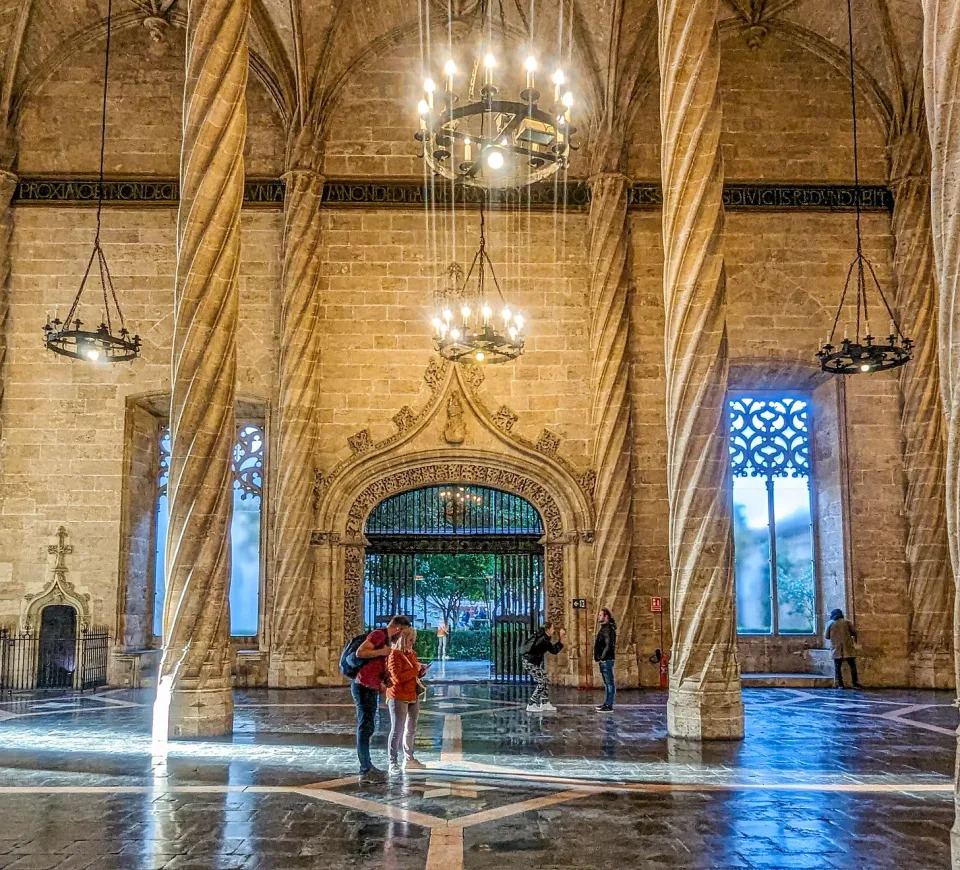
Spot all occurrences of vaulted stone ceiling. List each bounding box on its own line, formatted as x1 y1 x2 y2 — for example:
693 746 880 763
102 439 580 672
0 0 928 141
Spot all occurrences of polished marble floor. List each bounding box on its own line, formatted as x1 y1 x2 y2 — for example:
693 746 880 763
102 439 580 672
0 684 955 869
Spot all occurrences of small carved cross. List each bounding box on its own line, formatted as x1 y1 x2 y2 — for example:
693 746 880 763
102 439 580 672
48 526 73 576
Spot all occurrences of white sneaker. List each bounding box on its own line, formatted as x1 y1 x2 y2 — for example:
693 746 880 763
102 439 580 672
404 757 427 770
388 762 402 776
539 702 557 712
526 702 543 713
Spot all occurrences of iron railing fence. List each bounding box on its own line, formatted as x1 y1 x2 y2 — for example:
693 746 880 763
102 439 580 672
0 627 110 698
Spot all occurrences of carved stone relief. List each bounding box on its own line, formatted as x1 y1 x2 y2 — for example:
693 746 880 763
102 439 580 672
347 429 373 454
536 429 561 455
444 392 466 444
392 406 416 432
22 527 91 631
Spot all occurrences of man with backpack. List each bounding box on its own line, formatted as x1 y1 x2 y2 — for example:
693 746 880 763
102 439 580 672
521 621 566 713
340 615 411 783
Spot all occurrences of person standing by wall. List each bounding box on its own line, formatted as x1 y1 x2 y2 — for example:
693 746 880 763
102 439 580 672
385 626 428 774
348 615 410 783
522 622 566 713
594 608 617 712
436 620 449 661
825 609 862 689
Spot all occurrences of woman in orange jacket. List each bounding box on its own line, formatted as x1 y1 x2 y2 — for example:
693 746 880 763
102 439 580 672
385 626 428 774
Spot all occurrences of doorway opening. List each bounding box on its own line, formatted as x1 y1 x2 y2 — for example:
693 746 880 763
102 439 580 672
363 484 545 682
36 605 78 689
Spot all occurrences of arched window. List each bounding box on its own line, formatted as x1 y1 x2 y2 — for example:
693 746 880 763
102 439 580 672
151 423 264 639
728 394 817 635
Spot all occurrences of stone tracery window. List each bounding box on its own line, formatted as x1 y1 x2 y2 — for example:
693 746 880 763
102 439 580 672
151 423 264 639
728 394 817 635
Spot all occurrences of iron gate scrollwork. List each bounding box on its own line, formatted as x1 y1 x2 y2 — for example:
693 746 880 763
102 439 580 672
363 484 545 682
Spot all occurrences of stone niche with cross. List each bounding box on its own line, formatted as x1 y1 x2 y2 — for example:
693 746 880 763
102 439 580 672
20 526 92 633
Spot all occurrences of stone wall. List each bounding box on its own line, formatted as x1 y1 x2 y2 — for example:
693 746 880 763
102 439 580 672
0 24 939 688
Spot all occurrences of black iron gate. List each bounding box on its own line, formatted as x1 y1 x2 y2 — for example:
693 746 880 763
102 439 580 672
363 484 545 682
0 626 110 697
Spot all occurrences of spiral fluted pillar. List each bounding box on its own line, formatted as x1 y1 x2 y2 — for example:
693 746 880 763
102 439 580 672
658 0 743 740
921 1 960 862
588 169 638 682
157 0 250 738
0 134 15 441
268 161 325 687
889 128 953 688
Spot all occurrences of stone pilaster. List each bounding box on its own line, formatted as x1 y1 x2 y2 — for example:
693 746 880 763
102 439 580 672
921 1 960 863
889 127 954 688
268 162 324 688
587 169 639 684
657 0 743 739
158 0 250 738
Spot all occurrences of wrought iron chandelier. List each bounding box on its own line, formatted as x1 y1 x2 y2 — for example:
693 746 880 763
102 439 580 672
439 486 483 507
414 1 577 189
816 0 910 375
42 0 140 364
431 199 526 364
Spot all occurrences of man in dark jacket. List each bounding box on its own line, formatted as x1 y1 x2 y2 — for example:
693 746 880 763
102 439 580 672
593 608 617 712
522 622 566 713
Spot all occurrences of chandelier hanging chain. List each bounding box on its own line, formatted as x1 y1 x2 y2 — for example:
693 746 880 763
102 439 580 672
816 0 911 374
43 0 140 363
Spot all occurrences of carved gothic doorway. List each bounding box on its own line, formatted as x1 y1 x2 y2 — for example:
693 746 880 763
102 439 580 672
363 484 545 682
36 605 77 690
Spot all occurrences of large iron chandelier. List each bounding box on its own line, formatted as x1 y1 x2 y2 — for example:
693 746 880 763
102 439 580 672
43 0 140 363
414 1 577 189
432 199 526 364
816 0 910 375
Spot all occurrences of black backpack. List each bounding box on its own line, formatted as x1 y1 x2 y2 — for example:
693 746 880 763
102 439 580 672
339 632 369 678
519 632 539 660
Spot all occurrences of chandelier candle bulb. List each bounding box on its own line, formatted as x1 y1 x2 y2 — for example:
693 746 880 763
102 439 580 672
525 55 537 89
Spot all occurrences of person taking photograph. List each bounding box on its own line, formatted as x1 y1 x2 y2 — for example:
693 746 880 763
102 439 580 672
521 622 566 713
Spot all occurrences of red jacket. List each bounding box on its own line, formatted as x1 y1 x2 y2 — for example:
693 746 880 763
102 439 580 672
355 629 388 690
386 649 422 702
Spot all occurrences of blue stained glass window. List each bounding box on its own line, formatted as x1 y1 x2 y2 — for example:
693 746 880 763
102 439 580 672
153 423 264 640
728 395 817 636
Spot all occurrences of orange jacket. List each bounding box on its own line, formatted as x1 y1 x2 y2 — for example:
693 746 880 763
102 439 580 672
386 649 422 702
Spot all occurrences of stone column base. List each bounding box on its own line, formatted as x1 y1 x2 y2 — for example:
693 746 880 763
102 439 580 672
910 649 955 689
167 686 234 738
667 683 744 740
268 653 317 688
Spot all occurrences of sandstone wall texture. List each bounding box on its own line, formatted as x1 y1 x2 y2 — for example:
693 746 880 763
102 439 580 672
0 23 942 691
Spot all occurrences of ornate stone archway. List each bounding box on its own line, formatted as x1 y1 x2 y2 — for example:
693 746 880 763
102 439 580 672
340 462 568 639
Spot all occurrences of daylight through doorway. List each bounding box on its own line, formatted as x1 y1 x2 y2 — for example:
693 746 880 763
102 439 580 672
363 484 545 682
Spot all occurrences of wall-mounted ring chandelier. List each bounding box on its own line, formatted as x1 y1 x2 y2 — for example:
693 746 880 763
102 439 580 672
413 0 577 189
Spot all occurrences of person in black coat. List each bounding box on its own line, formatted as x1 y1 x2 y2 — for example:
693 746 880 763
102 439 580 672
522 621 566 713
594 608 617 712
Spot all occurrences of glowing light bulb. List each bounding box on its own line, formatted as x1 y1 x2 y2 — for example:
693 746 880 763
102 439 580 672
86 347 100 361
562 91 574 108
444 59 457 77
525 56 538 72
424 77 436 92
461 305 471 319
417 99 429 115
481 304 492 320
552 69 565 85
484 52 496 68
514 314 525 330
475 352 485 362
508 327 518 340
451 328 461 340
486 150 504 169
502 307 512 323
432 316 443 332
501 137 509 146
860 363 870 372
442 308 452 322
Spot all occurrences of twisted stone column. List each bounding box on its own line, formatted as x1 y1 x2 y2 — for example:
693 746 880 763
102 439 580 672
157 0 249 738
588 170 638 682
890 128 954 687
658 0 743 739
0 146 14 441
921 1 960 862
268 165 324 687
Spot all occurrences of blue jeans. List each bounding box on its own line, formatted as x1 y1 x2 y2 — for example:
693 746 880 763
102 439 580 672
351 681 379 773
599 659 616 708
